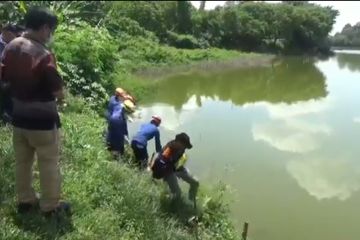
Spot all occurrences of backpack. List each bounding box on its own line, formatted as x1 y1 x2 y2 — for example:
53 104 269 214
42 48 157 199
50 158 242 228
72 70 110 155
151 158 171 179
151 147 173 179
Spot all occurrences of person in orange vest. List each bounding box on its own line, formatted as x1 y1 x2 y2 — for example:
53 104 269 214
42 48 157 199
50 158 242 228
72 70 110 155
151 133 199 202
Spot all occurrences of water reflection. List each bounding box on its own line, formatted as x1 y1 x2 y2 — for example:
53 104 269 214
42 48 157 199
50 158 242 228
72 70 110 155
287 156 360 201
134 53 360 239
336 52 360 72
138 95 204 131
251 100 332 153
148 57 327 109
354 117 360 124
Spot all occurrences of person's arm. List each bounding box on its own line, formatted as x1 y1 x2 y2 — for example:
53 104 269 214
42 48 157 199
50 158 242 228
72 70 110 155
43 54 64 102
0 47 8 88
122 111 128 137
0 63 3 84
154 129 162 152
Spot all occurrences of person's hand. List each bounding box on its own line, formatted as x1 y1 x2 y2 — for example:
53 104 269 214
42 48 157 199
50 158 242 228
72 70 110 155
124 135 130 145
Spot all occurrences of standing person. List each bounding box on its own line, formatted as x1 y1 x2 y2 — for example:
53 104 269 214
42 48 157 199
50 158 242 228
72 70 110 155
0 24 23 56
105 88 130 157
131 115 162 169
151 133 199 202
0 24 24 123
1 8 70 216
0 24 15 56
106 88 126 119
107 97 129 160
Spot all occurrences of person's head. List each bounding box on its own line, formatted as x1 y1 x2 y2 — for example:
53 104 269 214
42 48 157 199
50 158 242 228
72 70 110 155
24 7 58 44
1 24 22 43
115 87 126 98
151 115 162 126
175 133 192 149
15 25 25 37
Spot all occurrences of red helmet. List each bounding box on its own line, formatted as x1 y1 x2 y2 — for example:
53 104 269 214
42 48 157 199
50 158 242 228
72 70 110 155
151 115 162 125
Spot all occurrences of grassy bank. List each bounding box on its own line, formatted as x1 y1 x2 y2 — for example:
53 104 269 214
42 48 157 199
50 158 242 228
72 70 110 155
0 101 239 240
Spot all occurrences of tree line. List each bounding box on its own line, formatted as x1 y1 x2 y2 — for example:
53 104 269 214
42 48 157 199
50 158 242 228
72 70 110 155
331 23 360 47
1 1 338 53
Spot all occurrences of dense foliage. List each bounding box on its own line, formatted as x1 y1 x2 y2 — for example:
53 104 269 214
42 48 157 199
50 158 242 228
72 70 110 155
1 1 338 53
331 23 360 47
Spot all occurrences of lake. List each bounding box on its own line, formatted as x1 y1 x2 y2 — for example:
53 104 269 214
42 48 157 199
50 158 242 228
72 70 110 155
129 50 360 240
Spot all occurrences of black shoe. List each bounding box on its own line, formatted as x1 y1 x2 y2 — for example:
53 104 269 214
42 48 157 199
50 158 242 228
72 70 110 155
17 202 39 214
42 201 71 218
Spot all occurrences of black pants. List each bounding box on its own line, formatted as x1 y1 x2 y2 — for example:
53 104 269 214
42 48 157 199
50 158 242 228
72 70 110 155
131 140 148 168
0 89 12 124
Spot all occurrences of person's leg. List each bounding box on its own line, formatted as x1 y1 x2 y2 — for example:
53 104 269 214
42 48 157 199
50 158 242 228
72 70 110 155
13 127 37 206
27 128 62 212
163 173 182 200
140 148 149 169
3 92 13 123
108 120 125 160
176 168 199 201
131 141 142 167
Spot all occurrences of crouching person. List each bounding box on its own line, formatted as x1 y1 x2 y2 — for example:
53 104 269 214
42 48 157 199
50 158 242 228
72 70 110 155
151 133 199 202
131 115 162 169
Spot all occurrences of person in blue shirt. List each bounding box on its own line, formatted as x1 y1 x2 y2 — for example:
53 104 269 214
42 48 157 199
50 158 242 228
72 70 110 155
106 87 126 120
107 101 128 159
105 88 129 160
131 115 162 168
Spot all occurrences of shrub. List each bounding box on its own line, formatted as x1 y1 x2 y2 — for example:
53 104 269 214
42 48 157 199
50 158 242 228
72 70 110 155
53 22 118 109
166 31 202 49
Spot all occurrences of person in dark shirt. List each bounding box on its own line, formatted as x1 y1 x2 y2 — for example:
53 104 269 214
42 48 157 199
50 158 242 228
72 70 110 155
0 24 24 56
1 7 70 216
0 24 24 123
151 133 199 202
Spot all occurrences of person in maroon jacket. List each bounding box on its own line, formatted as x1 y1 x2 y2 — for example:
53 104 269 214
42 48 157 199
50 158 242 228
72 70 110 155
1 7 70 216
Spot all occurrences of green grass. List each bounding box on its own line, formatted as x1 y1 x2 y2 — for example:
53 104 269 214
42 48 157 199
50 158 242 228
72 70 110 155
0 103 239 240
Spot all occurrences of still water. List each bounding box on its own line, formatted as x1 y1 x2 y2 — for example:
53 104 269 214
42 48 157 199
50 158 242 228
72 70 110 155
129 51 360 240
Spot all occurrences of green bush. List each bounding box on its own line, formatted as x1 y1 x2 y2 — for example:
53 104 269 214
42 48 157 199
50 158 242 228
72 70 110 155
53 22 118 109
104 16 158 42
166 31 202 49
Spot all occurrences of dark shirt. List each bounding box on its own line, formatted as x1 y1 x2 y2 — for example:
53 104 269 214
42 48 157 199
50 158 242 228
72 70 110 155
160 140 186 168
1 35 63 130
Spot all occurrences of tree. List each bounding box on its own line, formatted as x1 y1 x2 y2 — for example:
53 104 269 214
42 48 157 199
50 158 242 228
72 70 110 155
331 22 360 47
199 1 206 11
176 1 192 34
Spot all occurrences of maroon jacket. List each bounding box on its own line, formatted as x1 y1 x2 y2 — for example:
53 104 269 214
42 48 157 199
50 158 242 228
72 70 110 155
1 34 63 130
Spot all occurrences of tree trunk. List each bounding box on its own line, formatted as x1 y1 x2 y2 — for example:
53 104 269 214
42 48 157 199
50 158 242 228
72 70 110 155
199 1 206 11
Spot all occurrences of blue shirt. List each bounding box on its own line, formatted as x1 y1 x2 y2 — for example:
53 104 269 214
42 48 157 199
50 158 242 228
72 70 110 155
133 123 161 152
106 95 122 121
107 95 128 136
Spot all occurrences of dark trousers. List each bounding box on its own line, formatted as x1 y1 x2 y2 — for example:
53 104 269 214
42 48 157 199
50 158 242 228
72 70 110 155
131 140 148 168
0 89 12 124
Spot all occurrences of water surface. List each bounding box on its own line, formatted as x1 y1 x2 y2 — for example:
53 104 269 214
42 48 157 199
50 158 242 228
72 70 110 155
129 51 360 240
